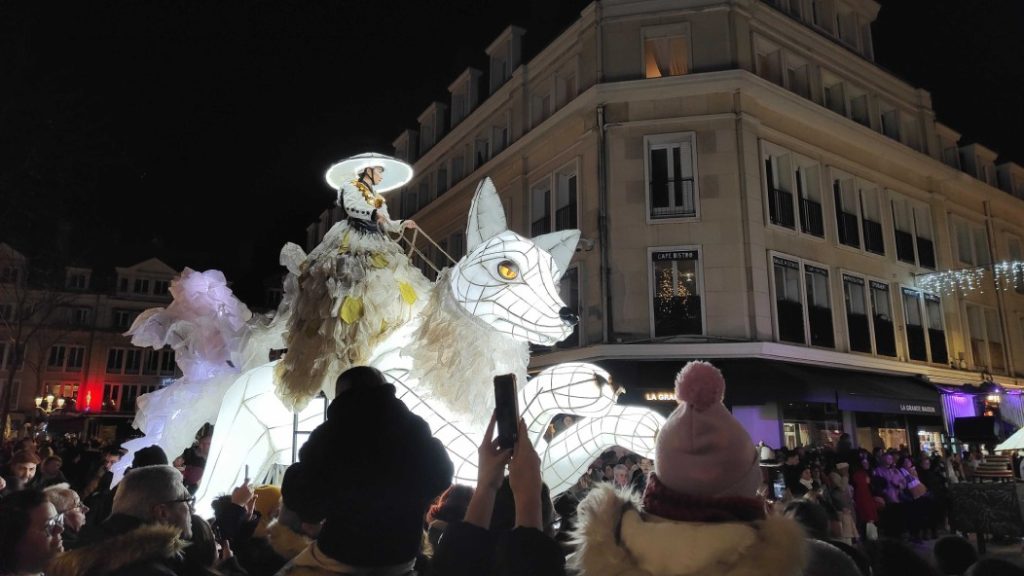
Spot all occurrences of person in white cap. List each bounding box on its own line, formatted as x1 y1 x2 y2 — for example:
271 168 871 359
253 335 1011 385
570 361 807 576
274 153 433 410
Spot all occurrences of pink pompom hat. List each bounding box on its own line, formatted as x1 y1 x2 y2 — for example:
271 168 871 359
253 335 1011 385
644 361 762 519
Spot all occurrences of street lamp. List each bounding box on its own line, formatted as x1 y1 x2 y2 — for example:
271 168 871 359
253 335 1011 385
35 394 66 414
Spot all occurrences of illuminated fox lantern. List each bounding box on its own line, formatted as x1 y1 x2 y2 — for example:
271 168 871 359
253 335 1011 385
123 178 665 513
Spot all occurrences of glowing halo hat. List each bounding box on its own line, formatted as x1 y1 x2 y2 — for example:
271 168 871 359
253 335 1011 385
325 152 414 193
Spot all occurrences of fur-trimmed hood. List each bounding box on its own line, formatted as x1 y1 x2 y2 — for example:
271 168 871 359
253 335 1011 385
570 485 806 576
48 523 185 576
266 518 313 562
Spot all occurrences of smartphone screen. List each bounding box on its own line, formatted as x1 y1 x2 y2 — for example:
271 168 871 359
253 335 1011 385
493 374 519 451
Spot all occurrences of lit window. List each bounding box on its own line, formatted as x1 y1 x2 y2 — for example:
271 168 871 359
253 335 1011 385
644 35 688 78
650 249 702 337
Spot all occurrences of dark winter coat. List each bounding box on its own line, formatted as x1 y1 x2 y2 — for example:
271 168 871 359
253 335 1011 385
282 382 453 567
432 521 566 576
48 516 189 576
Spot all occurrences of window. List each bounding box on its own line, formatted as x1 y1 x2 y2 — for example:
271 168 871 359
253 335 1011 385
785 56 811 99
530 181 551 236
0 304 13 322
475 135 491 168
557 267 581 348
70 307 91 326
755 40 783 86
0 266 20 284
773 257 805 344
835 6 859 48
452 155 465 183
531 165 579 235
833 175 883 255
125 349 142 374
763 145 823 236
645 133 697 220
154 280 170 296
114 309 139 330
133 278 150 295
493 120 510 154
902 288 948 365
555 68 578 108
965 304 1006 373
531 92 552 127
879 101 900 141
1008 236 1024 295
143 349 160 375
47 346 66 371
106 348 125 374
847 86 870 127
402 188 419 218
66 346 85 372
644 30 689 78
0 341 7 369
67 273 88 290
418 181 430 211
448 233 465 259
870 280 896 357
805 264 835 348
650 249 702 337
844 275 869 352
951 217 991 267
822 72 846 115
436 165 448 196
891 195 935 268
771 255 835 348
160 349 177 375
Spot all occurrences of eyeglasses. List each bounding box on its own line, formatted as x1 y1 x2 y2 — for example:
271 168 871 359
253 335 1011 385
43 514 64 536
61 502 89 515
165 496 196 510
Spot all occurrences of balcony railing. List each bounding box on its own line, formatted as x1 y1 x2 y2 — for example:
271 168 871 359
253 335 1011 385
768 187 795 228
650 178 696 219
799 198 824 237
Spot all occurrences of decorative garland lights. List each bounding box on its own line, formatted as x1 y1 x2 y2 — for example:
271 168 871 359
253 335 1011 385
916 261 1024 296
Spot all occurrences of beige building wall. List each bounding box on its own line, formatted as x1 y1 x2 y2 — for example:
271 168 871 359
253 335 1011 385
380 0 1024 390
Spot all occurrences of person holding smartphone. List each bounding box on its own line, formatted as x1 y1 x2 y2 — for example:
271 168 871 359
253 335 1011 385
433 414 566 576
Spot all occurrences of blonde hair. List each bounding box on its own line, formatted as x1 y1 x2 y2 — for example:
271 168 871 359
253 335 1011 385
42 483 76 513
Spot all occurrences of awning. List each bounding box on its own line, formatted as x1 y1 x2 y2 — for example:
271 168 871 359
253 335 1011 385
603 358 940 416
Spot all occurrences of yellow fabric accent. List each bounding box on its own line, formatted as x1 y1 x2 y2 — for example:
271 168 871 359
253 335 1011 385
379 319 389 335
338 231 350 254
370 253 389 268
399 282 418 305
339 296 364 324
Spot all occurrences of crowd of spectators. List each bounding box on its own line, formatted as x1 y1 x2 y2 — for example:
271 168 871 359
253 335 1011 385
2 363 1023 575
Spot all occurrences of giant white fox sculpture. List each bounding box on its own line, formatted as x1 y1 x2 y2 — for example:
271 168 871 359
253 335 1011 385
123 178 665 512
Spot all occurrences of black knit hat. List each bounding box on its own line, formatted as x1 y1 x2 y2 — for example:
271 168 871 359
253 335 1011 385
282 368 454 566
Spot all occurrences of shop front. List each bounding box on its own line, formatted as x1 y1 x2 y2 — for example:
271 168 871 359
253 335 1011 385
608 358 944 455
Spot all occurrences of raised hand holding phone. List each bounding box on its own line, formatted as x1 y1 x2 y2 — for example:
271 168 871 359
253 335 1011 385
493 374 519 451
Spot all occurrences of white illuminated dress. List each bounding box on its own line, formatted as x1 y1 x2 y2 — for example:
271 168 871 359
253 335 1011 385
275 159 431 411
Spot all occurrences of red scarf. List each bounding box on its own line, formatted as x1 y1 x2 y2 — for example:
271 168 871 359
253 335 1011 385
641 473 767 522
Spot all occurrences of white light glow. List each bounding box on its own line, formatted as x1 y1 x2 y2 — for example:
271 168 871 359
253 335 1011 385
126 177 666 513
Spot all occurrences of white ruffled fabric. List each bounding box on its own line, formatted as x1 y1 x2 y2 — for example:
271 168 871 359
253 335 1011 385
274 220 431 411
114 269 263 484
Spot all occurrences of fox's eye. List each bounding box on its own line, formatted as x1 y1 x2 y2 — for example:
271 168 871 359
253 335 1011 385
497 261 519 281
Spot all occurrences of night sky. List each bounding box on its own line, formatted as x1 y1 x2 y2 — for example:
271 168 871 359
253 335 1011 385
1 0 1021 302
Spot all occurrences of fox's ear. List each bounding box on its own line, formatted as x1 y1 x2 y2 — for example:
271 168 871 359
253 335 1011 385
532 230 580 282
466 178 507 252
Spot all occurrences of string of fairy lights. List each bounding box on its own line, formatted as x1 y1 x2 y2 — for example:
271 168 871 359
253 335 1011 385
916 260 1024 296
